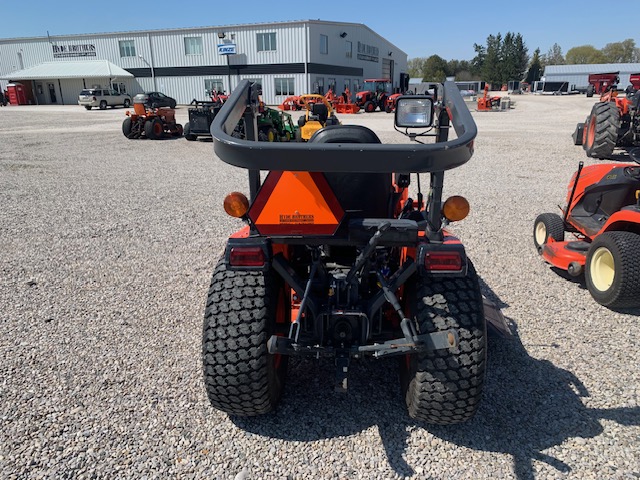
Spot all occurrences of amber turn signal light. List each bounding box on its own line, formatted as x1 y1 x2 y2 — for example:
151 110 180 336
223 192 249 218
442 195 470 222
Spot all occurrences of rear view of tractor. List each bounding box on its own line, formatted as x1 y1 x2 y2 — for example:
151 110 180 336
574 75 640 158
122 94 183 140
295 94 340 141
202 80 502 424
258 107 297 142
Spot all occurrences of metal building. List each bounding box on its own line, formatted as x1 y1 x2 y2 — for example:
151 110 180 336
0 20 407 106
542 63 640 92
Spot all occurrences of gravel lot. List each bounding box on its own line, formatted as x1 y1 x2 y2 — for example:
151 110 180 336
1 95 638 480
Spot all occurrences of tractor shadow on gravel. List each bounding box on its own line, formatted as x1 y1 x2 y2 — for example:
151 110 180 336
231 318 639 479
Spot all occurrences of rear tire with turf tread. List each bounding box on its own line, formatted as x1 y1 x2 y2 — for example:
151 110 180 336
202 259 288 416
401 262 487 424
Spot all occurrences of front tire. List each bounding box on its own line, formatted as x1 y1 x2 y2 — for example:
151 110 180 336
202 259 288 416
533 213 565 253
364 101 375 113
122 117 133 138
585 232 640 308
584 102 619 159
144 118 163 139
401 263 487 424
99 100 107 110
84 106 92 111
123 98 131 108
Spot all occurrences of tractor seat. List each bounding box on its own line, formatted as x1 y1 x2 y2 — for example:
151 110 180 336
309 125 392 218
133 103 147 115
311 102 329 124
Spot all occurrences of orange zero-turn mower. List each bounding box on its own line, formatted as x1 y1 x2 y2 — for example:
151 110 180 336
534 149 640 308
203 80 509 422
122 94 183 139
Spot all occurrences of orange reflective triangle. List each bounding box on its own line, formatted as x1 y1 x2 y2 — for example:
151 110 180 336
249 171 344 235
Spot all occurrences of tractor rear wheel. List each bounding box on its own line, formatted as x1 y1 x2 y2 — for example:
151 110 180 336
401 262 487 424
585 232 640 308
533 213 565 253
145 118 163 140
184 122 197 141
202 259 288 416
122 117 133 138
584 102 619 159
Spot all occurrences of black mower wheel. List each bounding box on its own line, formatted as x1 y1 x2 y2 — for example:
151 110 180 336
401 262 487 424
99 100 107 110
122 117 133 138
585 231 640 308
144 118 163 140
533 213 565 253
202 259 288 416
584 102 619 159
184 122 197 141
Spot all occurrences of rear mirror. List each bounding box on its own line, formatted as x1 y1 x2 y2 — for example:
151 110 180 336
394 96 434 127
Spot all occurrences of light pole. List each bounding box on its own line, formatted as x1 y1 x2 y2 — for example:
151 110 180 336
139 54 156 91
218 32 231 93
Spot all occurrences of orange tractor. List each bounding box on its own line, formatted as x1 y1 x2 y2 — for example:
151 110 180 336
355 79 392 112
122 94 183 140
574 75 640 158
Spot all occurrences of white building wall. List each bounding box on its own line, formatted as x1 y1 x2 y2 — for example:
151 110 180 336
0 21 408 105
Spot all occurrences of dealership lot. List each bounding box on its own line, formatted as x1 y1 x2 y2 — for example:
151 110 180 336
1 96 638 479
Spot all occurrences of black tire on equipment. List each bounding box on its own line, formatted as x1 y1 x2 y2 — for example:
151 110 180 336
533 213 565 253
184 122 197 141
202 259 288 416
401 262 487 424
122 117 133 138
145 118 162 140
584 232 640 308
84 106 92 110
99 100 107 110
364 101 375 113
584 102 619 159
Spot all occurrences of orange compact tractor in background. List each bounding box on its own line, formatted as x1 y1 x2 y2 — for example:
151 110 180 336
354 79 392 112
574 75 640 158
122 94 183 139
202 80 509 423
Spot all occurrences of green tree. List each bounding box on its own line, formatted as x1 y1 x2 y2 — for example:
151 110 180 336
482 34 502 85
471 43 486 77
501 32 528 83
565 45 606 64
525 48 543 83
543 43 565 65
601 39 637 63
407 57 426 78
422 54 449 81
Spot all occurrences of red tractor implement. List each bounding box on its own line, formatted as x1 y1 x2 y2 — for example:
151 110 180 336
534 149 640 308
586 72 620 97
355 79 392 112
122 94 183 139
334 87 360 114
476 85 502 111
203 80 509 423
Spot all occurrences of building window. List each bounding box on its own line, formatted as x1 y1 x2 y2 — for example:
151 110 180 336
119 40 136 57
345 41 352 58
320 35 328 55
205 79 224 95
328 78 336 92
184 37 203 55
257 33 276 52
274 78 294 96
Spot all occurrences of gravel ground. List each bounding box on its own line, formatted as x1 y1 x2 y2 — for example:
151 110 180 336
0 95 638 480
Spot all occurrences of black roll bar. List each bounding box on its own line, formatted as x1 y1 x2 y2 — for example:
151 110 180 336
211 80 477 174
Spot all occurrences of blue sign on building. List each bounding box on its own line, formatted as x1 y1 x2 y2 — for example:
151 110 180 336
217 44 237 55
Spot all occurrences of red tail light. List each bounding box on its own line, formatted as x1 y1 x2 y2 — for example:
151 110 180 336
424 252 463 271
229 247 266 267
